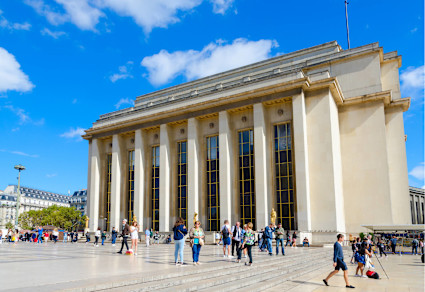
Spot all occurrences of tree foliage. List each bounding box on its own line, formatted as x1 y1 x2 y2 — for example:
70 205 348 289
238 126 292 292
18 206 86 231
5 221 14 229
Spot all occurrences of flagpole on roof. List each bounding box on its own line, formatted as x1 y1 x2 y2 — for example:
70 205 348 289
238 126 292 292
345 0 351 49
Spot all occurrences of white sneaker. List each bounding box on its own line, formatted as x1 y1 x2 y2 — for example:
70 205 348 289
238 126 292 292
228 255 234 258
223 255 227 258
354 274 361 277
244 255 247 258
361 275 367 278
134 253 137 255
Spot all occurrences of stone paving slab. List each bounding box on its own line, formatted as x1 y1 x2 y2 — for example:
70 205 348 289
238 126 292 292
0 242 423 291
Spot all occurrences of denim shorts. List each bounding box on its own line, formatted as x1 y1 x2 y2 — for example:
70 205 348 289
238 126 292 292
335 259 347 271
223 237 231 246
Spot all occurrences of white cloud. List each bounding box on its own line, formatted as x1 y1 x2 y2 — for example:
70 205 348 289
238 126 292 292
409 162 425 181
141 38 278 86
400 65 424 101
41 27 67 39
60 127 86 140
3 105 45 126
72 98 77 104
411 27 418 33
46 173 57 178
115 97 134 109
0 47 34 92
25 0 104 31
210 0 234 15
0 10 32 31
10 151 39 158
109 61 133 82
96 0 202 33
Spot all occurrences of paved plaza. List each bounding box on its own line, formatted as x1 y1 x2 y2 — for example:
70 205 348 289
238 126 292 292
0 242 423 291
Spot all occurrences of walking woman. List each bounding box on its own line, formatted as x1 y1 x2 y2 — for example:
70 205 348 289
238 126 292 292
130 221 139 255
189 221 205 265
173 217 187 266
354 240 372 277
94 227 101 247
241 222 255 266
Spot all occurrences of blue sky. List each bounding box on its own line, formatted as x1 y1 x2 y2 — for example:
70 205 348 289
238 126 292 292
0 0 423 195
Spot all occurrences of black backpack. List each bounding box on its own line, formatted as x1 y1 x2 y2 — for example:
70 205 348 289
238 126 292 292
222 226 230 238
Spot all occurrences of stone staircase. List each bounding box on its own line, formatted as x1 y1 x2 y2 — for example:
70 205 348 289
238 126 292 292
81 248 348 292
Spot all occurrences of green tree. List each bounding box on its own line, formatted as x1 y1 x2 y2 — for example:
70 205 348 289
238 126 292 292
17 206 85 230
5 221 14 229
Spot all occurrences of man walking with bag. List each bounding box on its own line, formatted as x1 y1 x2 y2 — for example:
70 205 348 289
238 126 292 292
117 219 130 254
323 234 355 289
231 222 242 257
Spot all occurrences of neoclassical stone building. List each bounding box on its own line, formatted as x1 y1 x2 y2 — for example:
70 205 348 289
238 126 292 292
84 41 411 243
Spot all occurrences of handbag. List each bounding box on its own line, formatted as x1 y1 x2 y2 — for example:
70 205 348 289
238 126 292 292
199 238 204 246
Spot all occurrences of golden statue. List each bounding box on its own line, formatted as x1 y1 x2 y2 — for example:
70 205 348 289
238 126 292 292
133 215 137 223
193 212 198 225
85 216 89 229
270 208 277 226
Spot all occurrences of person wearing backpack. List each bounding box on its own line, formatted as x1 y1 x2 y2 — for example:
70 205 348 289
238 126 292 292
241 222 255 266
412 237 419 255
221 220 232 258
101 230 107 245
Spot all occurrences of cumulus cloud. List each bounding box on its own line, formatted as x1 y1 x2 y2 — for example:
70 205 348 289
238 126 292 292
210 0 234 14
25 0 104 31
25 0 233 33
41 27 67 39
0 47 34 92
400 65 424 101
410 162 425 181
26 0 202 33
115 97 134 109
95 0 202 33
109 61 133 82
141 38 278 86
60 127 86 140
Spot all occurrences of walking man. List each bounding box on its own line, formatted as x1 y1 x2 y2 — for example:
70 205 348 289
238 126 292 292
117 219 130 254
221 220 232 257
231 222 242 257
275 223 285 255
264 223 275 256
323 234 355 289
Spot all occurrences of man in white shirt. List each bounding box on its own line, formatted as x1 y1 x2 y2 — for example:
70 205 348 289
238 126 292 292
231 222 242 257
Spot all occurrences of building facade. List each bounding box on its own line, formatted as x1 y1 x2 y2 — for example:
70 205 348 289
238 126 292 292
84 42 411 243
0 185 70 228
70 189 88 216
410 186 425 224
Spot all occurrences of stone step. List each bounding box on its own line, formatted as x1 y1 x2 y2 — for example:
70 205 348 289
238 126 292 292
68 248 336 292
105 252 332 292
153 255 330 292
197 257 330 292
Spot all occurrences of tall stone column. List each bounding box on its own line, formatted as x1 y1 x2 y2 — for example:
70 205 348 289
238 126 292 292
219 111 233 225
188 118 200 225
110 134 123 231
292 90 312 242
159 124 171 231
88 139 100 231
253 103 270 229
305 89 345 243
134 129 146 229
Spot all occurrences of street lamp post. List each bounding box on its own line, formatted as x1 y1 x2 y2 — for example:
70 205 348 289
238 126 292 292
14 164 26 229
